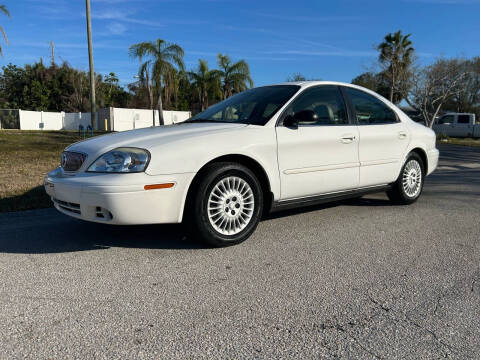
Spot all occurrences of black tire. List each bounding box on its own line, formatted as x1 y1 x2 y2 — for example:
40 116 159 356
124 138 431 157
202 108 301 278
186 162 263 247
387 152 425 205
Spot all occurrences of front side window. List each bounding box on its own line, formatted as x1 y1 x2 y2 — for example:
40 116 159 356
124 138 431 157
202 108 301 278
345 87 397 125
187 85 300 126
284 86 348 126
438 115 454 124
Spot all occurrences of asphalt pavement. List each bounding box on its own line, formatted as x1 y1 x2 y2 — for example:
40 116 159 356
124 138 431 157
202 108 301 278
0 144 479 359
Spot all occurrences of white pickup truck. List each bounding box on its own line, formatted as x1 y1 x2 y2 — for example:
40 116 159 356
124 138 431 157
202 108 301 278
433 113 480 138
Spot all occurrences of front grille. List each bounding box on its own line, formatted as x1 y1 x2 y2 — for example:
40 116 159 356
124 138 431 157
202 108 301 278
61 151 86 172
53 198 81 215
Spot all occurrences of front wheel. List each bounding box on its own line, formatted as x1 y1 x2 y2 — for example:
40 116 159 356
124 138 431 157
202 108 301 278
188 162 263 247
387 152 425 204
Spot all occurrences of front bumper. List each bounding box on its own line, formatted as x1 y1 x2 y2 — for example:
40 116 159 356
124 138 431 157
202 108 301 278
44 168 195 225
426 148 440 175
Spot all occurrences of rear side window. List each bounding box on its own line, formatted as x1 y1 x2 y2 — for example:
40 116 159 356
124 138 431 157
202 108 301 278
345 87 398 125
457 115 470 124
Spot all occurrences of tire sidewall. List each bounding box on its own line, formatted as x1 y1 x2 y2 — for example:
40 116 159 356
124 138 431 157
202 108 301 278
194 163 263 246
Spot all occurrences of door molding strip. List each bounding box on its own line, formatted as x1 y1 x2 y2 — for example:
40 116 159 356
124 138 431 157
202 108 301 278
284 162 360 175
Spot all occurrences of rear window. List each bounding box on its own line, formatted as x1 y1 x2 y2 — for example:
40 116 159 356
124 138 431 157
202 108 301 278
457 115 470 124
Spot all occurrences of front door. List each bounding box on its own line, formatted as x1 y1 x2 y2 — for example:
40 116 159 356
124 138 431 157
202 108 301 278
276 85 360 200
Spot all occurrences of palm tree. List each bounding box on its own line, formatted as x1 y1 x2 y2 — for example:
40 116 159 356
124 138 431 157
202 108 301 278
163 66 181 109
129 39 184 124
188 59 221 111
215 54 253 99
377 30 414 103
136 60 153 109
0 5 11 56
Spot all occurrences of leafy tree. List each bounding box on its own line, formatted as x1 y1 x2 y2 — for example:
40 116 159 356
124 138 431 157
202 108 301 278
23 79 50 110
286 73 307 82
0 5 10 56
377 30 415 103
188 59 221 111
215 54 253 99
351 71 402 102
129 39 184 124
0 61 130 112
173 70 196 112
98 72 129 108
351 72 378 91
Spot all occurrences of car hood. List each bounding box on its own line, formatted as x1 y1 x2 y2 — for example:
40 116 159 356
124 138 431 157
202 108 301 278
67 122 247 156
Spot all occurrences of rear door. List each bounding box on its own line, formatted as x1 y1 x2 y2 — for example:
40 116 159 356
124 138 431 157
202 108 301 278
276 85 359 200
343 87 409 187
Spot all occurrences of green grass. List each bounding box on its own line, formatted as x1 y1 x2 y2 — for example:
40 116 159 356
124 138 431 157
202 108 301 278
437 136 480 147
0 130 104 212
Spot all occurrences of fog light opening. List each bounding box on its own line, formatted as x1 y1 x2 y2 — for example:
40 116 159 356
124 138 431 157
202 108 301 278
95 206 113 220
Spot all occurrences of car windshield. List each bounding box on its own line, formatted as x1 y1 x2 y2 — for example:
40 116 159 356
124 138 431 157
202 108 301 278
186 85 300 126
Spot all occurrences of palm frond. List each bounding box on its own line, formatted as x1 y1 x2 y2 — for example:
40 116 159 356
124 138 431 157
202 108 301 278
129 41 156 59
0 24 7 44
0 5 10 18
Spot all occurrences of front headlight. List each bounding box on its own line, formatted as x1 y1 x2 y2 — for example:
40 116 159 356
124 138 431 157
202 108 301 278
87 147 150 173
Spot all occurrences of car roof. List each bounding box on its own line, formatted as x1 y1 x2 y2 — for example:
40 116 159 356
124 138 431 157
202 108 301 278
272 80 368 90
273 80 347 86
271 80 395 101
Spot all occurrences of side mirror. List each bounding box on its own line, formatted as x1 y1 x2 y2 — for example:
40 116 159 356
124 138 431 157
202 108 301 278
283 114 298 129
283 110 318 129
294 110 317 125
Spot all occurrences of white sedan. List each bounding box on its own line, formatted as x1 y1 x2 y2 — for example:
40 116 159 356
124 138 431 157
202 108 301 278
44 81 439 246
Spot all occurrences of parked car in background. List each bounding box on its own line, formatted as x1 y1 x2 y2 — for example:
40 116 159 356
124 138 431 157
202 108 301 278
433 113 480 138
44 82 439 247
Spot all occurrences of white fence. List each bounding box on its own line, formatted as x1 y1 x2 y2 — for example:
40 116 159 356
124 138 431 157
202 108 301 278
14 108 191 131
112 108 156 131
111 108 191 130
19 110 64 130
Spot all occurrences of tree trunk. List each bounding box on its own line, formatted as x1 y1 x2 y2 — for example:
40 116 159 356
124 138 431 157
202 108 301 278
157 86 164 126
145 68 153 109
389 70 395 103
164 79 170 109
429 104 443 129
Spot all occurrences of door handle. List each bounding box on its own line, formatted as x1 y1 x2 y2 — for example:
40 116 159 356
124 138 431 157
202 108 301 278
340 135 356 144
398 131 407 140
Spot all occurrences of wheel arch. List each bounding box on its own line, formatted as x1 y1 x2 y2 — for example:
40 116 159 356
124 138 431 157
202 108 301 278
410 147 428 174
182 154 274 221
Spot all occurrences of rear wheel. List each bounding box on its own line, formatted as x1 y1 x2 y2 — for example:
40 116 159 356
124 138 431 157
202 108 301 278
387 152 424 204
188 162 263 247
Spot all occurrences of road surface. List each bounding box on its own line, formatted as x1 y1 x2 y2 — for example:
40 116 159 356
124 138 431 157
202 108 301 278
0 145 479 359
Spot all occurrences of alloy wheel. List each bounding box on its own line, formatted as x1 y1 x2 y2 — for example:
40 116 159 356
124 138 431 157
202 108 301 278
207 176 255 236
